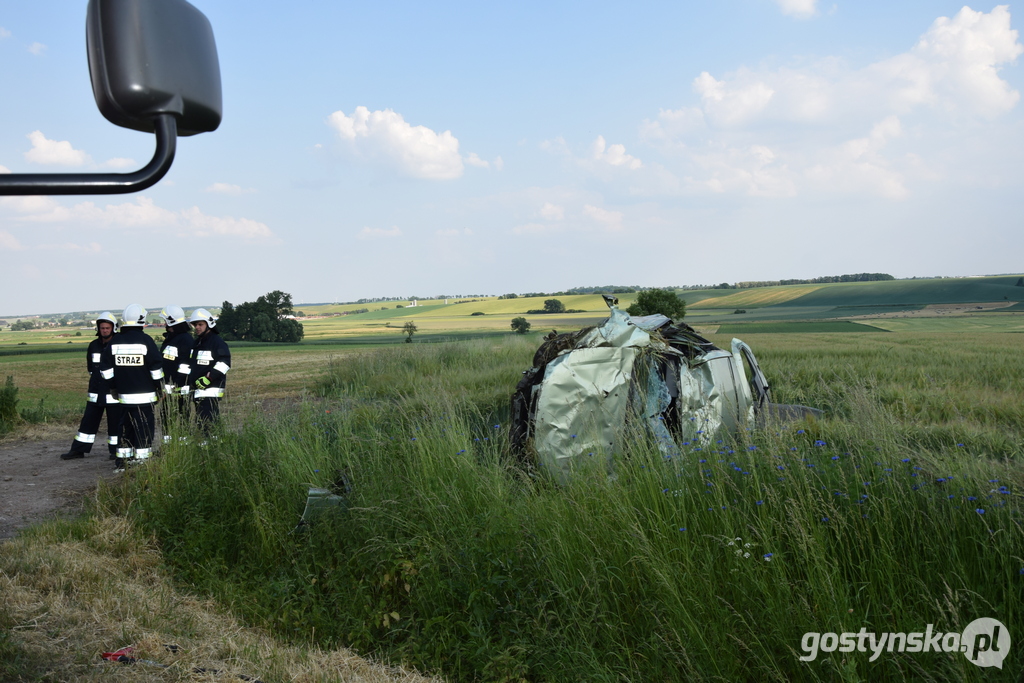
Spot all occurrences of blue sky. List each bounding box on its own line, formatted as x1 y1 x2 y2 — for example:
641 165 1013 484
2 1 1023 314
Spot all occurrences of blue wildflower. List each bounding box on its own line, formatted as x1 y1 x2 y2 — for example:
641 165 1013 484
756 500 764 505
976 509 985 515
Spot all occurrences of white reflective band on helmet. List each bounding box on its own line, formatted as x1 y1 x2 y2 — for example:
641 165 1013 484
194 387 225 398
87 392 99 403
101 368 114 380
150 368 165 380
213 362 230 374
75 432 96 443
119 392 157 404
160 305 185 326
178 363 191 375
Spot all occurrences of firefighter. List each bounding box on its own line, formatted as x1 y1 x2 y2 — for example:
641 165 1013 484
158 305 194 443
59 312 123 460
99 304 164 470
187 308 230 434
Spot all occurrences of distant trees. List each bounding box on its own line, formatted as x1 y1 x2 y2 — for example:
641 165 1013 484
626 288 686 320
511 317 531 334
10 320 35 331
402 321 417 343
543 299 565 313
498 293 518 299
218 290 304 342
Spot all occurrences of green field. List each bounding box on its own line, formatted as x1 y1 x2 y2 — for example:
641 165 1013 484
3 310 1023 681
714 320 887 334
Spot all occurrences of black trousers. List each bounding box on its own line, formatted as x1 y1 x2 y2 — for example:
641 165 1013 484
195 398 220 435
70 400 123 456
119 404 156 458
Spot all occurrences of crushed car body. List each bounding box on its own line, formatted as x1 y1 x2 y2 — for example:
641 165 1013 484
510 296 820 482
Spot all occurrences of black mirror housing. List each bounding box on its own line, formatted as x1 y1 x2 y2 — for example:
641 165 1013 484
87 0 222 137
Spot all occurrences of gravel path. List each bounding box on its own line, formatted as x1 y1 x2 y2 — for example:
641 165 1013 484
0 435 118 540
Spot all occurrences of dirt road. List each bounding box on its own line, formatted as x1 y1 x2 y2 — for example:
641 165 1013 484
0 433 117 540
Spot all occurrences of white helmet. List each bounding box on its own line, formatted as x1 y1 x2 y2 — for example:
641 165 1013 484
95 311 117 326
121 304 147 327
160 305 186 326
188 308 217 328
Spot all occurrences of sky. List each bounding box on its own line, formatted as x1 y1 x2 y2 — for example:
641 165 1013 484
2 1 1023 315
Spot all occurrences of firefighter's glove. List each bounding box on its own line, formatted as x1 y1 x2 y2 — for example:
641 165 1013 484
194 376 212 390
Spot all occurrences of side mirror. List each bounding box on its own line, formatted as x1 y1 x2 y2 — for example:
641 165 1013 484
0 0 221 196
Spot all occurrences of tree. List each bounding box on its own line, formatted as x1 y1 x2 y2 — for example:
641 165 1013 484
543 299 565 313
402 321 417 343
511 317 531 334
217 290 304 342
626 288 686 320
10 320 35 331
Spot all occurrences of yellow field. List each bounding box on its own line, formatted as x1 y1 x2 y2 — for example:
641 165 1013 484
687 285 822 309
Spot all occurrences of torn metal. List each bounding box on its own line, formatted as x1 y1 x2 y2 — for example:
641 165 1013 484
510 298 820 482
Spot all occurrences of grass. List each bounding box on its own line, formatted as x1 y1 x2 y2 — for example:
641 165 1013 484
86 332 1022 682
0 508 439 682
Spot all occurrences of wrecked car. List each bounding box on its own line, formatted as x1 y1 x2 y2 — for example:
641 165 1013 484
510 295 819 482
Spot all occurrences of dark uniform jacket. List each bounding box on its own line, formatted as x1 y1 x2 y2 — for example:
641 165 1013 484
86 336 116 404
160 330 194 393
187 332 231 399
99 328 164 404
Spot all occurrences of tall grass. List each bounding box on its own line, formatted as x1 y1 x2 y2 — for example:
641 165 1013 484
106 335 1023 681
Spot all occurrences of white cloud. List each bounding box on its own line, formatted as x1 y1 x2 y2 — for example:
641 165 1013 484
101 157 136 169
205 182 256 195
591 135 643 169
0 27 11 40
690 144 799 197
805 117 909 198
327 106 463 180
464 153 489 168
37 241 102 253
357 225 402 239
27 42 46 55
3 195 275 241
582 204 624 232
693 71 775 126
539 137 570 156
494 156 505 171
0 164 10 173
512 222 554 235
180 207 274 239
540 202 564 220
435 227 473 237
775 0 817 19
685 6 1022 127
24 131 91 166
0 230 24 251
637 6 1023 199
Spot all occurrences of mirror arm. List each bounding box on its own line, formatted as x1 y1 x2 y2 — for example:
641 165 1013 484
0 114 177 196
